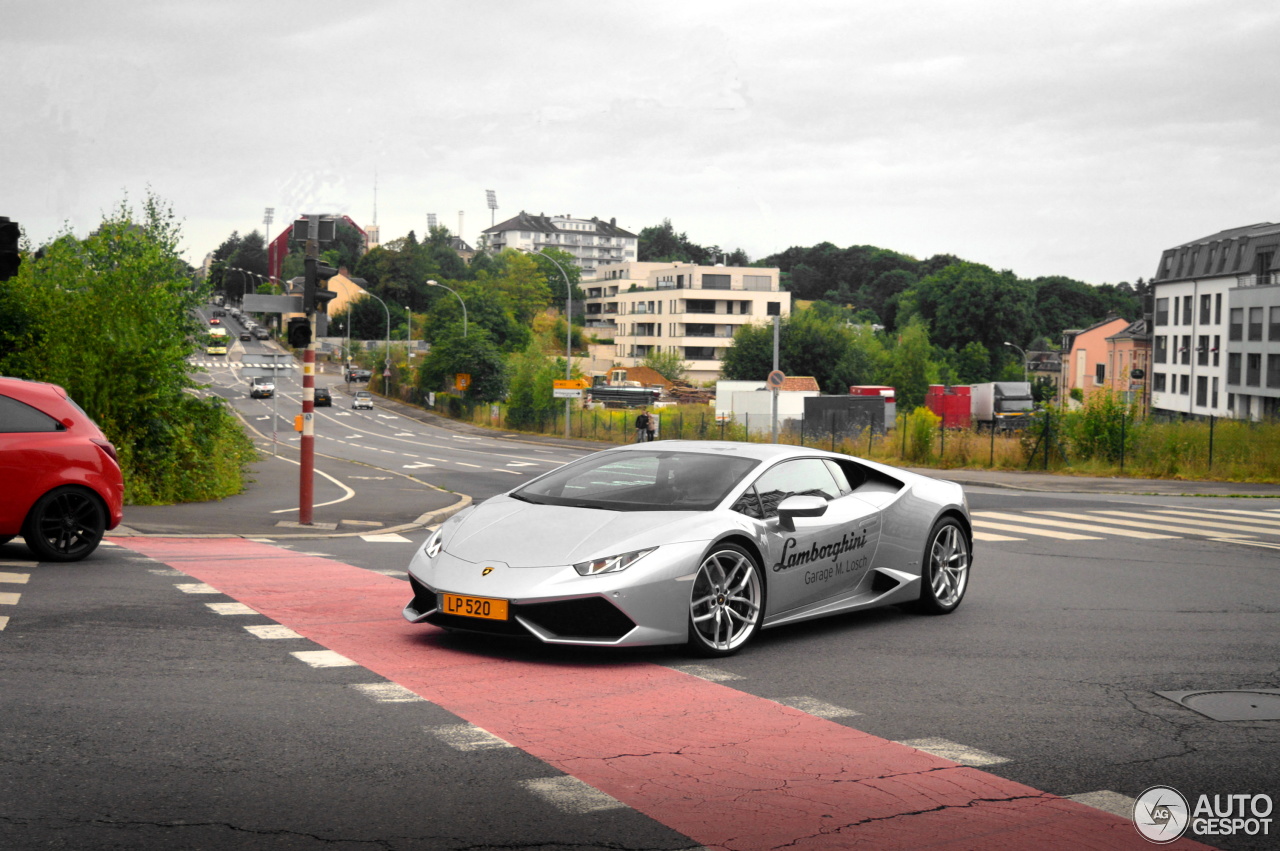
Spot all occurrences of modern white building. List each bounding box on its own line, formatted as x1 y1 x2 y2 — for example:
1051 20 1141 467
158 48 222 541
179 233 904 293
582 261 790 385
482 211 638 278
1149 222 1280 421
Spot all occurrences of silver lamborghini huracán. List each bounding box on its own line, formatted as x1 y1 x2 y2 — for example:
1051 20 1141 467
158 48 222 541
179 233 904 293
403 441 972 656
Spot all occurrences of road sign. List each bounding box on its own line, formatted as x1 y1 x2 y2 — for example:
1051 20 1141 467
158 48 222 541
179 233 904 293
767 370 785 388
242 294 305 314
553 388 583 399
554 379 590 390
456 373 472 390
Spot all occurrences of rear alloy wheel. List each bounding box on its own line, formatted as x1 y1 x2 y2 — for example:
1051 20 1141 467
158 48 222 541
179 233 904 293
688 544 764 656
911 517 970 615
22 487 107 563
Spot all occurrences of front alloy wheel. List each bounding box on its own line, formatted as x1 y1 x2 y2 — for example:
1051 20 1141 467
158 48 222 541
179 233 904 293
688 544 764 656
22 487 107 563
913 518 970 614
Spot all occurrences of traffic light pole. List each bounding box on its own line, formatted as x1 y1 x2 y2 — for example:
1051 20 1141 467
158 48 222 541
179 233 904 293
299 242 318 525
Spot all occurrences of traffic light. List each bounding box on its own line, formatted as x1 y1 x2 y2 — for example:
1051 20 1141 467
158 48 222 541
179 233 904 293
0 217 21 282
304 260 340 314
287 316 312 347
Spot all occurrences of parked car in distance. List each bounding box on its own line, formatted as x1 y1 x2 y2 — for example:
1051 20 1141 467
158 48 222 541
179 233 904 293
0 376 124 561
352 390 373 410
314 387 332 407
346 368 372 382
250 376 275 399
240 330 253 341
253 327 270 340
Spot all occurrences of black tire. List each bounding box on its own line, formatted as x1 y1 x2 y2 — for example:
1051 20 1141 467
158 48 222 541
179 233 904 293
908 517 971 615
687 543 766 657
21 487 107 563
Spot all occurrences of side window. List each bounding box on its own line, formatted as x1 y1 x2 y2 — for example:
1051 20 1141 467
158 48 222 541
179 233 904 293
750 459 842 519
0 394 62 434
730 485 765 520
823 460 853 495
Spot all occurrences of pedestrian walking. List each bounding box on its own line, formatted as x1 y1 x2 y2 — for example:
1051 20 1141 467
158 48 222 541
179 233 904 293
635 408 651 443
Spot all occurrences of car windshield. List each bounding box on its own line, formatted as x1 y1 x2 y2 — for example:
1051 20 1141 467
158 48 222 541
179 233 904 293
513 449 759 512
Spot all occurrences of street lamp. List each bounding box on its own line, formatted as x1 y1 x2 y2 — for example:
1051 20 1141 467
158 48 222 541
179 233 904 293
427 279 467 337
1003 341 1028 382
520 248 573 438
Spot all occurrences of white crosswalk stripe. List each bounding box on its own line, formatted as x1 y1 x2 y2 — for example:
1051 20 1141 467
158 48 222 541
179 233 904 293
972 506 1280 544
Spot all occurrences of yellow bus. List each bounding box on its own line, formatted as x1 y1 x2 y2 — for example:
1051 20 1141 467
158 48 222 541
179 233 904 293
207 327 229 356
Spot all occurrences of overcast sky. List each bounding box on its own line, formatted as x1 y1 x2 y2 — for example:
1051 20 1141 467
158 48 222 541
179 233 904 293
6 0 1279 285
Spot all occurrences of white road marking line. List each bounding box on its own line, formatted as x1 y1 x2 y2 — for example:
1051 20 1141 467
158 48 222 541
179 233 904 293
403 462 436 469
974 511 1174 539
148 568 185 576
1148 508 1280 530
0 561 33 567
519 777 626 813
401 453 420 458
427 458 450 464
0 592 21 605
506 462 536 467
0 572 30 584
1090 510 1275 536
205 602 257 615
776 696 862 718
350 683 423 703
671 665 744 682
1209 537 1280 551
0 615 8 630
971 520 1099 541
494 468 523 475
428 724 515 751
1067 790 1135 819
1030 511 1255 538
456 462 482 468
243 624 303 639
1196 508 1280 520
395 432 414 436
175 583 220 594
895 737 1010 766
360 533 412 543
973 531 1024 542
367 569 405 577
291 650 357 668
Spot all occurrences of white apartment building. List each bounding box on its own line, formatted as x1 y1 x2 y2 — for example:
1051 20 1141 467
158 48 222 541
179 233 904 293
1149 222 1280 421
582 261 790 385
483 211 638 277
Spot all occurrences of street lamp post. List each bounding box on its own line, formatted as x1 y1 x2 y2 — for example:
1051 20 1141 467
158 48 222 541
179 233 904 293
426 279 467 337
1003 341 1028 382
521 249 573 438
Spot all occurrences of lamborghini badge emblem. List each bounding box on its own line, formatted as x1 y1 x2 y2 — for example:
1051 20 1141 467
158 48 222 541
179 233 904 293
482 567 494 576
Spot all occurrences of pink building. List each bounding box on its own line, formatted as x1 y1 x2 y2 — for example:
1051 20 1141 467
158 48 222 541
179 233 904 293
1060 317 1132 398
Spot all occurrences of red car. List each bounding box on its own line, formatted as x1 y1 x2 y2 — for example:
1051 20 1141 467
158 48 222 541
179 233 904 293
0 377 124 561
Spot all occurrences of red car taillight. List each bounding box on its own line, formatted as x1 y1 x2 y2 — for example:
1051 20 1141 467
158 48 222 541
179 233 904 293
91 438 120 465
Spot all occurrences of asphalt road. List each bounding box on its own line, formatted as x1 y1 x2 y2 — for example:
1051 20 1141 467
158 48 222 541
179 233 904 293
1 336 1277 849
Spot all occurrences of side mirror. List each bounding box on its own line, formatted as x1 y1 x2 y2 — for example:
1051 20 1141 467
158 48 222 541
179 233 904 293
776 494 827 532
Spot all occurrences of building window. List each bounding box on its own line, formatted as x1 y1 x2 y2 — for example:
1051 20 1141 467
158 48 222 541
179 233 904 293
1215 293 1222 324
1154 335 1168 364
1180 335 1190 365
1270 306 1280 341
1183 296 1192 325
1180 374 1189 395
1173 297 1180 325
1227 353 1242 385
1213 334 1220 367
1199 294 1211 325
701 274 731 290
1196 375 1208 407
1212 377 1219 408
1229 308 1243 341
1249 307 1263 341
1155 298 1169 326
1095 363 1106 385
1268 354 1280 389
1197 335 1209 366
1153 373 1166 393
1246 353 1262 386
743 275 771 291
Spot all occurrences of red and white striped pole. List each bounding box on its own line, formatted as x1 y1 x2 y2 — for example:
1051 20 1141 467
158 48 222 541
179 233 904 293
299 337 315 525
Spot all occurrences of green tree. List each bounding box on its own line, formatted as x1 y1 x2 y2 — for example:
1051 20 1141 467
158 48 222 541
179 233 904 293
529 247 583 311
504 342 565 429
416 327 508 402
884 318 937 411
420 281 530 352
488 251 552 324
720 321 774 381
640 349 690 382
906 262 1034 366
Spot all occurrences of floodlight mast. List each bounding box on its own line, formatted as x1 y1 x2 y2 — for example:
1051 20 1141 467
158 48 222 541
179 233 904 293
486 190 497 226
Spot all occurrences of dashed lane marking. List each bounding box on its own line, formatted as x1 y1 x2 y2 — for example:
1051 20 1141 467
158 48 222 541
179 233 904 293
520 777 626 814
0 572 30 584
205 602 257 615
1091 510 1279 536
175 583 220 594
428 723 515 751
0 616 8 631
291 650 358 668
1032 511 1256 538
243 624 303 639
350 682 424 703
1149 508 1280 530
971 520 1099 541
0 592 21 605
494 468 523 475
895 737 1011 766
360 533 412 543
775 696 862 718
456 462 482 468
973 531 1024 542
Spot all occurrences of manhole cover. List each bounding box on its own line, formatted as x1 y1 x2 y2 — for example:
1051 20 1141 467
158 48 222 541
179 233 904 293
1156 689 1280 721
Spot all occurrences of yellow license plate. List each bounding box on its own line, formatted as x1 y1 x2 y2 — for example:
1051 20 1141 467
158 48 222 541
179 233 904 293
440 593 509 621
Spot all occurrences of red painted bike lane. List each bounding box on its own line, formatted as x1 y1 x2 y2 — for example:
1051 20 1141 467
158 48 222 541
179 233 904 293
118 537 1212 851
